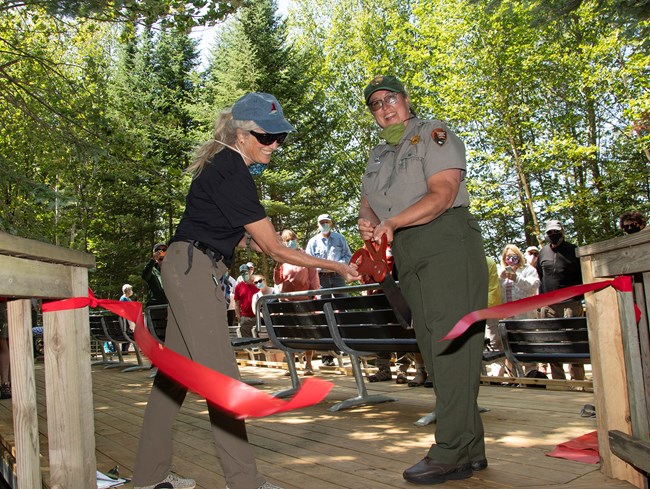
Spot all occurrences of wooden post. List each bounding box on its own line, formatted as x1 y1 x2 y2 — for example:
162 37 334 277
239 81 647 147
44 267 96 488
578 233 650 488
7 300 41 489
0 232 96 488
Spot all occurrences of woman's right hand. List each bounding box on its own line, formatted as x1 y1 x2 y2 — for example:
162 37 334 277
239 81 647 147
337 262 361 282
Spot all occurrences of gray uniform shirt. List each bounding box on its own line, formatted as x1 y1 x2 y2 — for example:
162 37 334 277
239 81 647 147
361 117 469 221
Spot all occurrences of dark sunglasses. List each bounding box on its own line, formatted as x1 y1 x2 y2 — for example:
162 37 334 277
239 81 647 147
527 251 538 256
249 130 287 146
254 279 264 285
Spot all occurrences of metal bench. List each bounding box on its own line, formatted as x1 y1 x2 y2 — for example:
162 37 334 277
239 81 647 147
260 284 419 412
498 317 590 377
89 312 149 372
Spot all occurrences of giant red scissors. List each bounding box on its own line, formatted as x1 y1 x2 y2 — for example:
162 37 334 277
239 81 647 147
350 235 412 328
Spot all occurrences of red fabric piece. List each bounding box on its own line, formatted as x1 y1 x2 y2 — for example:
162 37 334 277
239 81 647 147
546 430 600 464
41 290 333 419
441 275 634 341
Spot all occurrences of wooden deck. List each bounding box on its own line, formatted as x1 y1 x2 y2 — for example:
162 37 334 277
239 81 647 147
0 359 636 489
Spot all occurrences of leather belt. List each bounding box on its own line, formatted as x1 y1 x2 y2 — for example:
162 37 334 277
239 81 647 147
173 239 223 274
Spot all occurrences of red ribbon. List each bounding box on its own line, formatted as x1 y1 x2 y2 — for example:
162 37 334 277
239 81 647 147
42 290 333 419
441 276 638 341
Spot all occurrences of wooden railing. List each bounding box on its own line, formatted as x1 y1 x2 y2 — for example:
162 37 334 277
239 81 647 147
577 231 650 488
0 231 96 488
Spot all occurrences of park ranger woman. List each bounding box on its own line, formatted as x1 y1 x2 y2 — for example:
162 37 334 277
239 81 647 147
357 75 488 485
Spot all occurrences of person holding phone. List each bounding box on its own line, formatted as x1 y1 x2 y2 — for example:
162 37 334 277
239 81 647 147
497 244 540 316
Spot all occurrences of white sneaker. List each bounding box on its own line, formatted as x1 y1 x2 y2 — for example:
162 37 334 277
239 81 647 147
134 472 196 489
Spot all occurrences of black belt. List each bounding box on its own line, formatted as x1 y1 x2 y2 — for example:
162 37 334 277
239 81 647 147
174 239 223 274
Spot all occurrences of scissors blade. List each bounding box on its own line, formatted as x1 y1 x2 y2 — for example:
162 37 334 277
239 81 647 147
380 275 412 329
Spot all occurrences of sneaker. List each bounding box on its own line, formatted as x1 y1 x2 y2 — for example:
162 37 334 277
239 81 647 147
368 367 392 382
321 356 335 367
134 473 196 489
408 367 427 387
0 383 10 400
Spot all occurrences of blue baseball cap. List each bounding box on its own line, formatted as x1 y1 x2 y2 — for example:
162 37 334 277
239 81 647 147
232 92 296 134
239 264 250 272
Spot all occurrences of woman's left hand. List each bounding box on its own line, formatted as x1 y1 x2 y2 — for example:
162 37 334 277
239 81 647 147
373 220 396 244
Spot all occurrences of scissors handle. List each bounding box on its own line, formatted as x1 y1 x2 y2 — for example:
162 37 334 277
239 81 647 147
350 236 388 283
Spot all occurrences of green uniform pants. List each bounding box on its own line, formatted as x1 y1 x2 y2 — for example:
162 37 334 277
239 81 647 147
392 207 488 465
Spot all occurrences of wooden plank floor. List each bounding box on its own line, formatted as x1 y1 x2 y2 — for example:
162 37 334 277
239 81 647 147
0 360 637 489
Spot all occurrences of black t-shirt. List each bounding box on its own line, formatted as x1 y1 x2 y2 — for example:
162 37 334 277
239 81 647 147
173 148 266 265
536 240 582 294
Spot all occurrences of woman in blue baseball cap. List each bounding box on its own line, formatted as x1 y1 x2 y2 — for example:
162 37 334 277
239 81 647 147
132 93 360 489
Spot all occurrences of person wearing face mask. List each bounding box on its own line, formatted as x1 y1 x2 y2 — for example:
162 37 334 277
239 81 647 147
619 210 647 234
306 214 353 292
132 92 360 489
498 244 540 313
537 220 585 381
492 245 541 377
306 214 352 367
358 75 489 484
234 264 259 338
251 275 275 320
274 229 320 375
237 262 256 283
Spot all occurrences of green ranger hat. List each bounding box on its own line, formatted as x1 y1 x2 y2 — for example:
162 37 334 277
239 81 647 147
363 75 406 104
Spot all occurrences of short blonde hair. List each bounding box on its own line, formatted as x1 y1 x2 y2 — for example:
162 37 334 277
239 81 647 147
500 244 525 268
122 284 133 294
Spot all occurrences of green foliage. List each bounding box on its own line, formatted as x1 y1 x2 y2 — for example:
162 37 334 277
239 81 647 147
0 0 241 29
1 0 649 296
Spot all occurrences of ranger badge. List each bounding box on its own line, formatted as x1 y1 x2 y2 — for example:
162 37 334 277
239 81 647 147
432 128 447 146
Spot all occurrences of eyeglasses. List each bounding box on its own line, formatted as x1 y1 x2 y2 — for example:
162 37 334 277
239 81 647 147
527 252 538 256
368 93 400 112
254 279 264 285
249 130 287 146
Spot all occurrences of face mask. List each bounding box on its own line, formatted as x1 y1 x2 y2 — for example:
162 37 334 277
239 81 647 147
505 255 519 266
623 225 641 234
285 240 298 249
241 272 249 281
248 163 267 176
223 271 229 278
379 123 407 145
548 233 563 245
319 223 331 233
255 281 264 289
